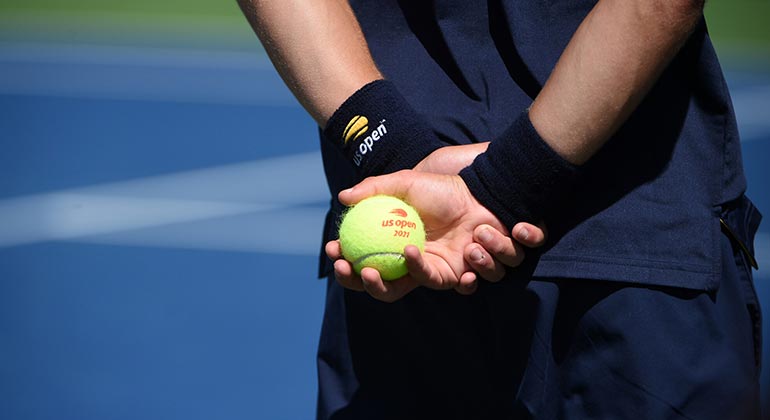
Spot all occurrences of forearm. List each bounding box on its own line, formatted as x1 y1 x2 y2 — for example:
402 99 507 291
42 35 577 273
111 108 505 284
530 0 705 164
236 0 381 126
461 0 705 229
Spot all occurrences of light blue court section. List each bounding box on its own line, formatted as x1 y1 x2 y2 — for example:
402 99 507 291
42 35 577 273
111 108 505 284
1 246 326 420
1 42 769 420
730 67 770 419
1 42 328 420
0 42 294 106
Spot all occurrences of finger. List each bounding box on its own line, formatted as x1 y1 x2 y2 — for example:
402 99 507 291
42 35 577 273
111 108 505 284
454 271 478 295
360 267 417 303
474 225 525 268
338 170 415 205
359 267 386 296
511 222 547 248
464 243 506 282
325 240 343 260
403 244 437 287
333 259 365 292
329 240 365 291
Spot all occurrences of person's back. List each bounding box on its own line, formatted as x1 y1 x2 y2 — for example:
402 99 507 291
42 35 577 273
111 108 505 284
317 2 761 418
236 1 762 418
332 0 747 289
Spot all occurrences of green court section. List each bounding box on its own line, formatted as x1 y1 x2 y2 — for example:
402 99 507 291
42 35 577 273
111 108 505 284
706 0 770 51
0 0 257 50
1 0 769 56
0 0 240 16
0 0 238 17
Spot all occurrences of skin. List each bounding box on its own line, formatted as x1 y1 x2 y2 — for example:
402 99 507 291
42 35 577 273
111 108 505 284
325 171 546 302
236 0 545 296
324 0 706 302
412 142 547 293
238 0 706 302
529 0 706 165
236 0 379 126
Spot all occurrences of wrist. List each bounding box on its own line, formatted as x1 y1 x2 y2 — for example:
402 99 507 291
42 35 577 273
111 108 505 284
459 110 581 230
322 80 448 178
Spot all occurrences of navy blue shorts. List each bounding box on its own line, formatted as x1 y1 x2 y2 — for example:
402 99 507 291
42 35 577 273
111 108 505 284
316 212 762 419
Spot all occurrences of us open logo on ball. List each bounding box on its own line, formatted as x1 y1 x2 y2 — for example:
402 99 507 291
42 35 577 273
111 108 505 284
382 208 418 238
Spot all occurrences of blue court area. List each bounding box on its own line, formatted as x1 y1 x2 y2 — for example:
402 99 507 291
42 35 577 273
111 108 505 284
1 42 769 419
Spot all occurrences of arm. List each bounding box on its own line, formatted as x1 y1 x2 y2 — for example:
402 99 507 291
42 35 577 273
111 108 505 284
240 1 546 291
238 0 456 179
326 175 546 302
460 0 705 230
530 0 705 164
329 0 707 301
236 0 379 127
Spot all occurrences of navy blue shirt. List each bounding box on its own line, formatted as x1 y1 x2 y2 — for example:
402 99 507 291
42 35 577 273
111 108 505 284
320 0 747 290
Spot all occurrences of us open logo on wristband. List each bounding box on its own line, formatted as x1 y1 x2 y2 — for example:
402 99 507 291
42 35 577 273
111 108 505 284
343 116 389 167
343 115 369 145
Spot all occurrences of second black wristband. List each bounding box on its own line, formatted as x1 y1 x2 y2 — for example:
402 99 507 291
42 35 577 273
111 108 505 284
459 111 580 231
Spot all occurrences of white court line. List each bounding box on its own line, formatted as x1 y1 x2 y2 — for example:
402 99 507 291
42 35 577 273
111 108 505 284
0 194 271 247
75 207 328 255
0 152 330 252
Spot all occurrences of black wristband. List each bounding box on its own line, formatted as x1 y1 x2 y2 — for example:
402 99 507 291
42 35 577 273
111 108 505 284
322 80 447 177
459 111 580 231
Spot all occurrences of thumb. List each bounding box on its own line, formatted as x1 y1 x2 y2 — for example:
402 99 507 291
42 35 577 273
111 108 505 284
338 170 416 205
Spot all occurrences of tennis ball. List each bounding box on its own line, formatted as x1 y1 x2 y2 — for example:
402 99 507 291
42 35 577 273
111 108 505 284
338 195 426 281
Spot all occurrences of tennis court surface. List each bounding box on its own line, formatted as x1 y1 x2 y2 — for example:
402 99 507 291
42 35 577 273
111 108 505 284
1 2 769 419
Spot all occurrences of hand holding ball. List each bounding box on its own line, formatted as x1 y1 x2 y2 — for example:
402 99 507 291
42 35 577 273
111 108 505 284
338 195 426 281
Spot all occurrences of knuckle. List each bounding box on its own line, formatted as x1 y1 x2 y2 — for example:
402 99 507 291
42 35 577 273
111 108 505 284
480 265 505 283
508 252 525 267
489 239 509 255
475 254 495 270
491 267 507 282
494 242 515 258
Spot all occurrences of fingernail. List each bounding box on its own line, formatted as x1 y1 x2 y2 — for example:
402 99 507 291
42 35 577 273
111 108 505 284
478 228 493 244
516 227 529 241
470 248 484 262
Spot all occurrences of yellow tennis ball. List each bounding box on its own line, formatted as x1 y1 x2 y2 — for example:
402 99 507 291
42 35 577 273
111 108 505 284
338 195 426 281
